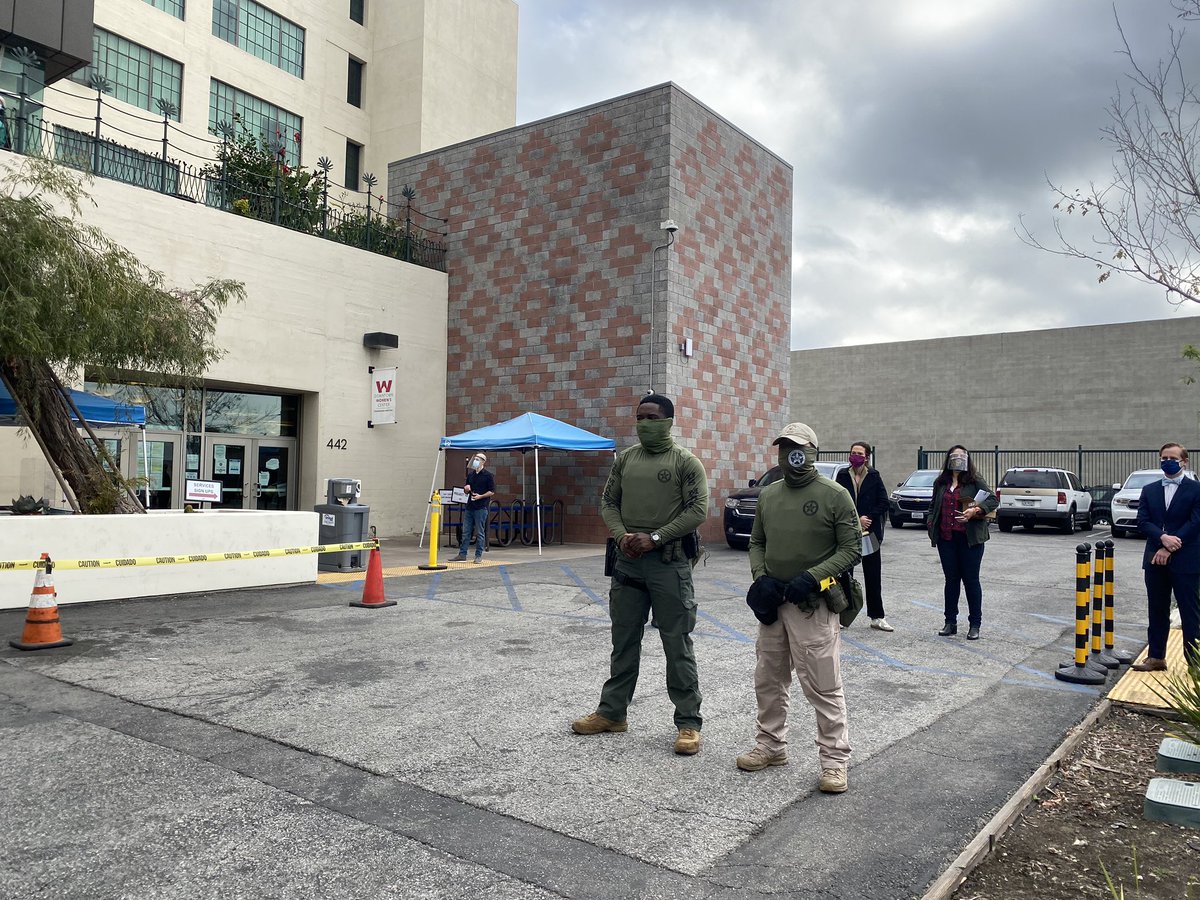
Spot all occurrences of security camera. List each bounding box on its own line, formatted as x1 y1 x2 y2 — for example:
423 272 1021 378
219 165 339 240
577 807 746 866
660 219 678 233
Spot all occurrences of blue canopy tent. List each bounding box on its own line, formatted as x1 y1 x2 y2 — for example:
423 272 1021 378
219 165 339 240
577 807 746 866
0 381 149 509
422 413 617 554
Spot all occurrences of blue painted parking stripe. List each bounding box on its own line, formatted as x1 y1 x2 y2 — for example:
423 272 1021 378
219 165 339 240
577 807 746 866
425 571 442 601
561 565 606 606
695 609 753 643
500 566 521 611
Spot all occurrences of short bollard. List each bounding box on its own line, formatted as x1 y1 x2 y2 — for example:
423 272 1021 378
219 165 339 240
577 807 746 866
1091 541 1120 669
1056 542 1107 684
418 491 448 571
1103 539 1135 665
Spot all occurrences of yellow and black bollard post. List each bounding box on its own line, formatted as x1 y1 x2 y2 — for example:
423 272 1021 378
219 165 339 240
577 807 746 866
418 491 449 571
1103 539 1135 665
1091 541 1119 669
1056 542 1107 684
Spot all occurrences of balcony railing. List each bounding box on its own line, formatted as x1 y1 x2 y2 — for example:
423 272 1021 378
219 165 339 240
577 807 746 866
0 57 448 273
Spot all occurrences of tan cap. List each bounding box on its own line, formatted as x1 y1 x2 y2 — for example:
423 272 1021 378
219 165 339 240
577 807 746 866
772 422 818 448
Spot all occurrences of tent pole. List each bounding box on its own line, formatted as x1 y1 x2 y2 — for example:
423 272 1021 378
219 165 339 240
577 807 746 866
141 425 150 507
419 449 443 549
534 446 542 555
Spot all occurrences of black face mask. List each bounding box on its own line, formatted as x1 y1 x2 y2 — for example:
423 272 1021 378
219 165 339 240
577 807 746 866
778 444 817 488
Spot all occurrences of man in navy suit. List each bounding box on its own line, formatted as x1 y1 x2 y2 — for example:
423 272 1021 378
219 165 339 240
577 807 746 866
1132 442 1200 671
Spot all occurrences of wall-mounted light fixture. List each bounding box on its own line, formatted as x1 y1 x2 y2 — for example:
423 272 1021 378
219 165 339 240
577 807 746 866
363 332 399 349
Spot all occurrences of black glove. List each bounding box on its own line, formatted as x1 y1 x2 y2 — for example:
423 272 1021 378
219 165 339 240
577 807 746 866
784 571 819 607
746 575 786 625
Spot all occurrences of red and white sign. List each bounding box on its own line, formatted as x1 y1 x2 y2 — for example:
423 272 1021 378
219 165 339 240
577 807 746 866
371 367 397 426
184 479 222 503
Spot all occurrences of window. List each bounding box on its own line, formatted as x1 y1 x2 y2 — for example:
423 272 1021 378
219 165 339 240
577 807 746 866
349 0 365 24
212 0 305 78
345 140 361 189
71 28 183 120
347 57 363 107
209 80 303 166
142 0 185 18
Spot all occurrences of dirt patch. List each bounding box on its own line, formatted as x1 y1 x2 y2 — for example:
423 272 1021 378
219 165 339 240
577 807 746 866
954 707 1200 900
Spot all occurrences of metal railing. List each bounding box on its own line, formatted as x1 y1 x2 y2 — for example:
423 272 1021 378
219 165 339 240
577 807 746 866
916 446 1162 490
0 54 448 272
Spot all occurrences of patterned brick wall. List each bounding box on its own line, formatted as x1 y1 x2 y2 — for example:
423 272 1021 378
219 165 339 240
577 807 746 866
389 84 792 543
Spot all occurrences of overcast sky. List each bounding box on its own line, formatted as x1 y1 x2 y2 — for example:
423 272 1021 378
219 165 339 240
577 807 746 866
514 0 1200 350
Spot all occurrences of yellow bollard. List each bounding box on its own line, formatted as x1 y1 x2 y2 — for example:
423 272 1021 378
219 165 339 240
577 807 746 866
1056 542 1106 684
418 491 448 571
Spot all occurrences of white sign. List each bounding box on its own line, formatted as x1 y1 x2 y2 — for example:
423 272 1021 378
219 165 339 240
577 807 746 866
449 487 468 504
265 458 280 471
371 367 397 426
321 513 336 527
185 479 222 503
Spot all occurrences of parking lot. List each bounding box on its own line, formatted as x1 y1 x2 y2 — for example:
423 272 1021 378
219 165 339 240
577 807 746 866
0 522 1147 899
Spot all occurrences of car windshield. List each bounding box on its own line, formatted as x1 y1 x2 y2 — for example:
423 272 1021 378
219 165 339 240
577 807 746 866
1000 470 1060 489
902 471 938 488
815 462 843 478
1122 472 1162 491
757 467 783 487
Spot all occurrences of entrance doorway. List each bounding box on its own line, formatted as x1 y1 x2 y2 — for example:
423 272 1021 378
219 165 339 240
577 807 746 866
205 438 294 510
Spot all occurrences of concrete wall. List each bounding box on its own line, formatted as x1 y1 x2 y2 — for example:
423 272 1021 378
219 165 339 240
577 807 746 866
389 83 793 542
0 510 318 608
0 150 449 536
790 317 1200 493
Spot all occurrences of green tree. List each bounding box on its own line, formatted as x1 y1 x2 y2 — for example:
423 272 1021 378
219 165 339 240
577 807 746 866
0 157 243 513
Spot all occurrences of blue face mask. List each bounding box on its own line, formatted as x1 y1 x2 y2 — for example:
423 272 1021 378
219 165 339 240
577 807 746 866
1162 459 1183 477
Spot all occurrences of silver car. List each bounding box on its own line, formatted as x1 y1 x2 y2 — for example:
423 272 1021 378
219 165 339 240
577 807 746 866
1110 468 1197 538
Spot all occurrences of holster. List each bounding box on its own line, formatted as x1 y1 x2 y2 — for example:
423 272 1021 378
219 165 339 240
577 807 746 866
604 538 617 576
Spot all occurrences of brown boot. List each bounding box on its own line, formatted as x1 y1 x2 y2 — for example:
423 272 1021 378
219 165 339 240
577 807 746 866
674 728 701 755
818 768 848 794
571 713 627 735
1131 657 1168 672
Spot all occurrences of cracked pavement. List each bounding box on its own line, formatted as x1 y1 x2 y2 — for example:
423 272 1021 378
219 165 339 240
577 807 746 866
0 525 1138 897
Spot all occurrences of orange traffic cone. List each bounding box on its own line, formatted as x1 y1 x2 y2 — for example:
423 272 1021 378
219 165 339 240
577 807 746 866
10 554 73 651
349 546 395 609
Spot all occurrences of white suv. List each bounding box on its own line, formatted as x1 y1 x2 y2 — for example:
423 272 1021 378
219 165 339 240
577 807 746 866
996 467 1092 534
1110 468 1198 538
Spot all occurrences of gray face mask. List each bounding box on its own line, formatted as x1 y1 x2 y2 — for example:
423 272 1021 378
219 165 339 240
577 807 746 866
470 459 483 471
948 455 968 472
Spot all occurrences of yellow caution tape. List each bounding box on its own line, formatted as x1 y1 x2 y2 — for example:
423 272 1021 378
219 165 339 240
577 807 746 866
0 541 379 572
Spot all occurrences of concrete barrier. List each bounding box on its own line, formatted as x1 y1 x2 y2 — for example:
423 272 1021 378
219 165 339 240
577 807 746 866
0 510 319 608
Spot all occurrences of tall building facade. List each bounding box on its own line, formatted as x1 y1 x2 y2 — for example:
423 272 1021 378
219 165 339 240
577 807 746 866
389 84 794 543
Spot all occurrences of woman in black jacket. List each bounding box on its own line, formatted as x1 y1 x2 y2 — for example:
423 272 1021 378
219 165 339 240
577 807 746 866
926 445 999 640
836 441 893 631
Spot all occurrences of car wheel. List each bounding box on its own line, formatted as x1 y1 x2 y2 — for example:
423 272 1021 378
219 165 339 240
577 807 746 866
1111 526 1126 538
889 516 904 529
726 537 748 550
1059 508 1076 534
998 519 1013 533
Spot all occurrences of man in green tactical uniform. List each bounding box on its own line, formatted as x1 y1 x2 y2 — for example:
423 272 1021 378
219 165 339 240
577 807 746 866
572 393 710 755
736 422 860 793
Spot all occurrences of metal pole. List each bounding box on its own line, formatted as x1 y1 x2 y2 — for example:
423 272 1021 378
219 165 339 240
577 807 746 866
649 230 676 394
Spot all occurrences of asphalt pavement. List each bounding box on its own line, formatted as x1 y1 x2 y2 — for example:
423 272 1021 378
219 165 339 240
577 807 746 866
0 524 1146 898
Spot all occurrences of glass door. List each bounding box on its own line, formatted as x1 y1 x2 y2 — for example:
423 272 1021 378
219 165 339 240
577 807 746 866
254 444 291 510
135 435 178 509
206 438 251 509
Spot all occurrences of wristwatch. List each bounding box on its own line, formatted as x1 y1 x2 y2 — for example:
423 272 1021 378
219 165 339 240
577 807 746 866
651 532 662 545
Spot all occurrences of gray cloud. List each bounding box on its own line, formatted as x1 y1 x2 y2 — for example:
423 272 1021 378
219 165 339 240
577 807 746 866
515 0 1200 348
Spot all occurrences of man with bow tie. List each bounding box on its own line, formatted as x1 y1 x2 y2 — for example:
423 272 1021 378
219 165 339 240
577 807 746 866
1132 442 1200 672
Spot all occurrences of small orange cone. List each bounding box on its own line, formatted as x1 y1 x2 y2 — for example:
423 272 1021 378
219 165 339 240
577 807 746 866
349 546 395 609
10 554 73 651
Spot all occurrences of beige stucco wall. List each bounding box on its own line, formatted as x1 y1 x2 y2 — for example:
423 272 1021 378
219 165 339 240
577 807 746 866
39 0 517 196
0 151 448 536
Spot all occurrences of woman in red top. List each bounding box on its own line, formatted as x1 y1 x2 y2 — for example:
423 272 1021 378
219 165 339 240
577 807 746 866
926 446 999 640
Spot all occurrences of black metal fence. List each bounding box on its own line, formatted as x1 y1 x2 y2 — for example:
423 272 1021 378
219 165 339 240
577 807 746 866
916 446 1162 490
0 60 447 272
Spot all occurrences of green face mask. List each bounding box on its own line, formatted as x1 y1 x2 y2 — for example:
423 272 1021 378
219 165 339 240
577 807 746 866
778 444 818 488
636 417 674 453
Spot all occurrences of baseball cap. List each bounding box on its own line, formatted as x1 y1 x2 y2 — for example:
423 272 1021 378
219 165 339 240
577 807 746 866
772 423 818 448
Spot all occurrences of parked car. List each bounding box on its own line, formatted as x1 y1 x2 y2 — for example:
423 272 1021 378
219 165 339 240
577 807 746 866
723 461 847 549
995 467 1091 534
1110 468 1198 537
1085 485 1117 527
888 469 940 528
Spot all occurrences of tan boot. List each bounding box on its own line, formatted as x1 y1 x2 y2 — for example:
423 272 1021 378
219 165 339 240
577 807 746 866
674 728 701 755
818 768 848 794
736 746 788 772
1132 657 1167 672
570 713 627 735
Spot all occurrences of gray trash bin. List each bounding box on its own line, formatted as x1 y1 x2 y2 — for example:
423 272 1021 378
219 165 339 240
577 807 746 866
316 478 369 571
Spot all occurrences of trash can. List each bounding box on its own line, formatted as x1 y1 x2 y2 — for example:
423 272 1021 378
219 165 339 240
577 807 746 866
316 478 369 571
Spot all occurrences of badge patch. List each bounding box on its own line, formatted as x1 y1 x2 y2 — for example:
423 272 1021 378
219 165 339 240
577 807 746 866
657 469 672 483
788 449 806 468
803 500 819 516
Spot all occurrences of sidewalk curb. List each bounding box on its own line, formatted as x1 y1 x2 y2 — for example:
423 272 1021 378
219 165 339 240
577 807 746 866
920 698 1113 900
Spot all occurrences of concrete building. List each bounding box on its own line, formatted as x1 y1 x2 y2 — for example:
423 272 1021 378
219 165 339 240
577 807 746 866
790 317 1200 494
389 83 794 543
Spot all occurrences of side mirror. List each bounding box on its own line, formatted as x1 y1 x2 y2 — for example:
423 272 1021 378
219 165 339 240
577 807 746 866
896 482 903 487
748 479 758 488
